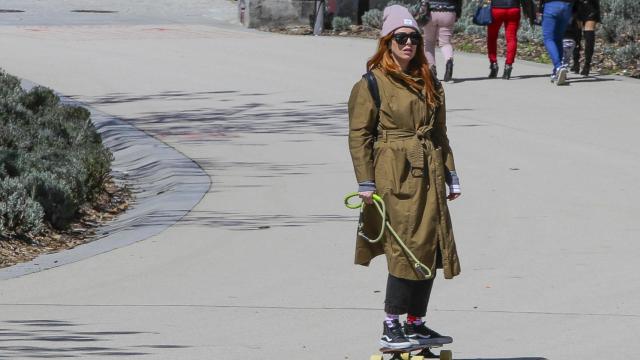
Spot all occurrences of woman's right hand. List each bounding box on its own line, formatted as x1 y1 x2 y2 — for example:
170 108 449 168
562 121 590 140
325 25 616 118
359 191 374 205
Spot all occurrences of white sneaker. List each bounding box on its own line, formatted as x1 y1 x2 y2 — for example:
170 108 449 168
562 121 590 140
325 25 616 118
556 67 568 85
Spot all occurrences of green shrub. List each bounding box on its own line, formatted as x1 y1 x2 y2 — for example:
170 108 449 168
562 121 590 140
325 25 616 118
456 0 486 36
613 43 640 68
386 0 421 16
362 9 384 29
0 69 113 234
21 171 80 229
20 86 60 114
598 0 639 43
517 21 543 44
332 16 353 32
0 177 44 237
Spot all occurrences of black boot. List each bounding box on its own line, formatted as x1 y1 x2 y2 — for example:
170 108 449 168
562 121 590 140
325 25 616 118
572 31 582 73
571 57 581 74
430 65 437 78
443 59 453 82
581 30 595 76
488 62 499 78
502 64 513 80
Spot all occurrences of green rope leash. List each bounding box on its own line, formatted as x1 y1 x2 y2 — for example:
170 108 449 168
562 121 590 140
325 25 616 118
344 193 433 279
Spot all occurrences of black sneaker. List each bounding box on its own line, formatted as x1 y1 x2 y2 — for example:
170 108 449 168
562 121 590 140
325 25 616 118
403 322 453 345
380 320 412 349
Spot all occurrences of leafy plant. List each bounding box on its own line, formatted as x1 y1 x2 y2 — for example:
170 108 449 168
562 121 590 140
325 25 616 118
0 69 113 235
332 16 353 32
613 43 640 68
362 9 384 29
0 177 44 238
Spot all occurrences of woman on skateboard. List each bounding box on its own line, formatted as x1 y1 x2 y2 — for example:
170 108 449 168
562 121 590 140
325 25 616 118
347 5 462 350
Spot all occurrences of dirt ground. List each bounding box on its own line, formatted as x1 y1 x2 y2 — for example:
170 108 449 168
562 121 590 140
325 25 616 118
0 178 132 269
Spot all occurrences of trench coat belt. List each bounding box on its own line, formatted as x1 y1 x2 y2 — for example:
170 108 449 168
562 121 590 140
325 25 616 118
378 125 434 177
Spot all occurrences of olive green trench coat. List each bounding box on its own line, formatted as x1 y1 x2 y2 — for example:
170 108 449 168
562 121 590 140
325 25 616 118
348 68 461 280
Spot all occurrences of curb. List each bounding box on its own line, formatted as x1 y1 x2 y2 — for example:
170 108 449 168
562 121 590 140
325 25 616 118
0 80 211 280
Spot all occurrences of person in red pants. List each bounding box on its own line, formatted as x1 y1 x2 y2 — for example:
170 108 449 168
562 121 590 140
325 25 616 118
486 0 536 79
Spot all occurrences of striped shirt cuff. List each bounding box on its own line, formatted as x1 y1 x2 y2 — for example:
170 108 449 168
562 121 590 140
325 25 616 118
447 171 461 194
358 180 376 192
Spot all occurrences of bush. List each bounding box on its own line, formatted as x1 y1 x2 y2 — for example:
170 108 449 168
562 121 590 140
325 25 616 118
517 21 543 44
598 0 639 43
386 0 421 16
0 69 113 234
456 0 486 36
21 171 80 229
332 16 353 32
362 9 384 29
0 177 44 238
613 43 640 68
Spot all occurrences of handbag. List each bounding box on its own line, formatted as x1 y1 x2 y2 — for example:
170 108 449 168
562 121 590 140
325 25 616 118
472 0 493 26
414 0 431 27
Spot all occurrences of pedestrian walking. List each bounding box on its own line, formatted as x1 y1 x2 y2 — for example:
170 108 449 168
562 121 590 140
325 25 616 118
572 0 600 75
562 16 580 69
422 0 462 82
486 0 537 79
538 0 576 85
347 5 462 350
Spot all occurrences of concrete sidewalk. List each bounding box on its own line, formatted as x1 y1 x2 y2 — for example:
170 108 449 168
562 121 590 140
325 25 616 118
1 5 640 359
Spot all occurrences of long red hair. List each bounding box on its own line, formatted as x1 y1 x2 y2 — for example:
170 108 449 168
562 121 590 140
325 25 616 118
366 32 441 108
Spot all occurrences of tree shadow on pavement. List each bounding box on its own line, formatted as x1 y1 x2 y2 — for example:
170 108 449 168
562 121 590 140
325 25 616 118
127 102 349 140
0 320 188 358
175 210 354 230
567 77 618 84
81 90 349 140
76 90 244 104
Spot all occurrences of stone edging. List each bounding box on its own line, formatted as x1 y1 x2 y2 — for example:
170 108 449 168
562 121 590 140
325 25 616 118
0 80 211 280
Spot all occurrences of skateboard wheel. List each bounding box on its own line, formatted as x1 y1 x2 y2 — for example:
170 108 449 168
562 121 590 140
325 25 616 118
413 356 425 360
439 350 453 360
401 353 409 360
370 355 383 360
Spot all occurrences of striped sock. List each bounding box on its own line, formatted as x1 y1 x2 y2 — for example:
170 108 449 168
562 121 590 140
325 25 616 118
385 314 400 327
407 315 423 325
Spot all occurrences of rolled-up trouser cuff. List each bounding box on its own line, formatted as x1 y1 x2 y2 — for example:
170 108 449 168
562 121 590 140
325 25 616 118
384 273 435 316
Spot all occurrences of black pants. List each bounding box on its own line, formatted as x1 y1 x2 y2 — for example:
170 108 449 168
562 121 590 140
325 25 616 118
384 274 435 316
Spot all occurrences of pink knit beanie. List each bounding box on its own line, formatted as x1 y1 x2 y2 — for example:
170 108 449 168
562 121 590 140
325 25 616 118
380 5 419 37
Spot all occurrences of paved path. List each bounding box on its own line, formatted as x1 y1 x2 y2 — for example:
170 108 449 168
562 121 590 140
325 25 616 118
1 2 640 359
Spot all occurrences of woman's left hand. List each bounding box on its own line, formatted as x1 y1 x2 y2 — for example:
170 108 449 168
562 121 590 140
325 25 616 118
447 192 461 201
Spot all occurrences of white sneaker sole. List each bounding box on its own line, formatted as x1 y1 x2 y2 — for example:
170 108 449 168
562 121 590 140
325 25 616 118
380 340 413 349
556 69 568 85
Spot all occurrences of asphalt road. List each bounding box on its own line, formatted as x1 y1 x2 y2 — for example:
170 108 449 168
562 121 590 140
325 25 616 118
1 2 639 359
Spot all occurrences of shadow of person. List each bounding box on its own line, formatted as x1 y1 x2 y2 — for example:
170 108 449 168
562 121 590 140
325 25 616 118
567 76 619 84
509 74 555 80
451 73 551 83
447 76 494 83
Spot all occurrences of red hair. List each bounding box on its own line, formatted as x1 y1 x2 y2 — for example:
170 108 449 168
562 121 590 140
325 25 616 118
366 32 441 108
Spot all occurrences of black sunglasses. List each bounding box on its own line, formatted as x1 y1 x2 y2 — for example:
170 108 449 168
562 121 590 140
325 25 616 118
392 32 422 45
